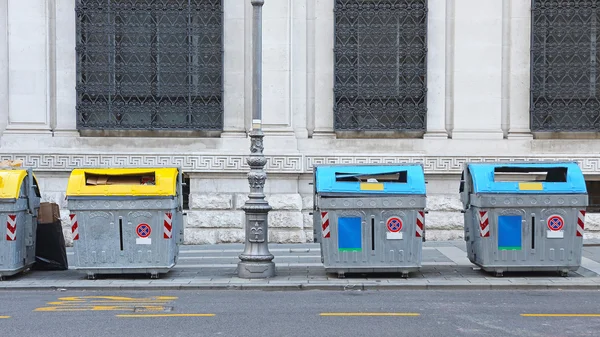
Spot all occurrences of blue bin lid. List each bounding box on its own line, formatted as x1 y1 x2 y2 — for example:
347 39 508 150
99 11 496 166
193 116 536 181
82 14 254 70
315 164 426 195
467 162 587 194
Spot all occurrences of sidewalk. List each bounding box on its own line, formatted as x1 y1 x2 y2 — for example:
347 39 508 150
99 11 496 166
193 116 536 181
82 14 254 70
3 240 600 291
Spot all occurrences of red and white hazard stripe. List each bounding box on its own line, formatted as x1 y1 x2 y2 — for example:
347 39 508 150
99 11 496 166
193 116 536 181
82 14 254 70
164 212 173 239
70 214 79 241
416 211 424 237
6 214 16 241
321 212 330 238
577 210 586 237
478 210 490 237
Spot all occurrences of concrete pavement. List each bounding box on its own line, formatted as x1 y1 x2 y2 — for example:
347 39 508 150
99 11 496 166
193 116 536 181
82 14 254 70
3 240 600 290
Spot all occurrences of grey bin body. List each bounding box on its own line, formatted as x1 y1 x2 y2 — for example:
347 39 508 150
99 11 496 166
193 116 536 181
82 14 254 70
0 168 41 280
460 162 588 276
313 164 427 278
66 168 184 279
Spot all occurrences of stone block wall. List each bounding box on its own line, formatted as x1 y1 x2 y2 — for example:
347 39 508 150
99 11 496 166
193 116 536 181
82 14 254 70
34 173 600 246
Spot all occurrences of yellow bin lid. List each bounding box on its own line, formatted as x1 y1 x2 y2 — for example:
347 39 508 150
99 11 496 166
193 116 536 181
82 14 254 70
0 169 29 199
66 168 179 197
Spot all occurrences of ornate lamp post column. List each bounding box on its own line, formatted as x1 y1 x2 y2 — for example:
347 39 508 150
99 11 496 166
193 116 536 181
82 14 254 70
238 0 275 279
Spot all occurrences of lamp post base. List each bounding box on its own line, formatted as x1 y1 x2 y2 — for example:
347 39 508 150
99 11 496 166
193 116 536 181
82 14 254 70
237 261 275 279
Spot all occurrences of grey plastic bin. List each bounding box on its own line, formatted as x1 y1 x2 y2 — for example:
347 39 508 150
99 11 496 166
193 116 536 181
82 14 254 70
460 162 588 276
66 167 184 279
313 164 427 278
0 167 41 280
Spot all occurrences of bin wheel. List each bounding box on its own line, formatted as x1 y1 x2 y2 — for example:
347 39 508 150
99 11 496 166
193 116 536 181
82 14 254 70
0 276 5 281
337 272 345 279
87 274 96 280
401 272 409 279
150 273 160 279
559 271 569 277
494 271 504 277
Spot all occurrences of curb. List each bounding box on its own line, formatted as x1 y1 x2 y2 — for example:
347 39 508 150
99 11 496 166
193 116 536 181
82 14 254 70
1 282 599 291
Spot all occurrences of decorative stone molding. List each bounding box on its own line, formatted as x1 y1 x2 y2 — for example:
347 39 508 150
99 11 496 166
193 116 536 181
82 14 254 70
305 155 600 174
2 153 600 174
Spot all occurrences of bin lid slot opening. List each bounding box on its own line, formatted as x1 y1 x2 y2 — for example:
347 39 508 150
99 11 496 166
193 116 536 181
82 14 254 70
85 172 156 186
493 167 568 183
335 171 408 183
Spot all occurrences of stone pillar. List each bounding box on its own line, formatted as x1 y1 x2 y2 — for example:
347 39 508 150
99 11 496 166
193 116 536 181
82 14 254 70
0 0 8 133
222 0 247 138
312 0 335 138
507 0 533 139
424 0 448 139
291 0 309 139
4 0 53 134
451 0 504 140
54 0 78 136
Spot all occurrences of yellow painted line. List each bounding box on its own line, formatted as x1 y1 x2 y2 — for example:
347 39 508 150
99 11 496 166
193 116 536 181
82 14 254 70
35 306 166 312
0 316 10 319
116 314 215 318
320 312 420 317
521 314 600 317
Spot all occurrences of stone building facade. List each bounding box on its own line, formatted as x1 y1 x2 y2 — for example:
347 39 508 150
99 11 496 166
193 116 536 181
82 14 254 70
1 0 599 245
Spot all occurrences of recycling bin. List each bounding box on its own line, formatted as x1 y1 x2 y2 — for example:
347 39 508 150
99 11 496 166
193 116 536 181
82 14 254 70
0 168 41 280
66 167 184 279
460 161 588 276
313 164 427 278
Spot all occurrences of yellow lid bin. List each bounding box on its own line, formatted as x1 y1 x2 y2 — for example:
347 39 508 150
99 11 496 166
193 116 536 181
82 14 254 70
0 169 30 199
66 168 179 197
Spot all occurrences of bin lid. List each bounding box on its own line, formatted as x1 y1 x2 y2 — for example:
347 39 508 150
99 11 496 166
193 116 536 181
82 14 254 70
0 169 28 199
467 162 587 194
315 165 426 195
66 168 179 197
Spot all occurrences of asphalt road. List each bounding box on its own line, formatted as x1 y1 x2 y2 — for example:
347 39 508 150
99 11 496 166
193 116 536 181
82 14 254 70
1 290 600 337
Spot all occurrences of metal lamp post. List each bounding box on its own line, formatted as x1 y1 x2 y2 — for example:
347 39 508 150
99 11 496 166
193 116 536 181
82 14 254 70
238 0 275 279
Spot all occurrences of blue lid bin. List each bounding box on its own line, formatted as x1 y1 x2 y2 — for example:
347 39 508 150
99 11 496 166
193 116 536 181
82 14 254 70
460 161 588 277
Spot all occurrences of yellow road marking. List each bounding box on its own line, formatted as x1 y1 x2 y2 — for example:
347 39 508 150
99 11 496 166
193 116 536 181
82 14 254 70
320 312 420 317
0 316 10 319
116 314 215 318
522 314 600 317
36 295 178 312
35 306 166 312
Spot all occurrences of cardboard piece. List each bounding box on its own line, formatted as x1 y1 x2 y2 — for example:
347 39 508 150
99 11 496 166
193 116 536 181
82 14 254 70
0 159 23 168
38 202 61 225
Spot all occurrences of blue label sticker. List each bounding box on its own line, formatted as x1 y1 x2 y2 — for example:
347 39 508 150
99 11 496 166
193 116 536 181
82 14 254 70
338 217 362 252
498 215 522 250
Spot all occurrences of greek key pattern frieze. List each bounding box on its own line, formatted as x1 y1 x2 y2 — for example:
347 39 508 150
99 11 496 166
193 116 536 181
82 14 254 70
305 156 600 174
0 154 303 173
2 154 600 174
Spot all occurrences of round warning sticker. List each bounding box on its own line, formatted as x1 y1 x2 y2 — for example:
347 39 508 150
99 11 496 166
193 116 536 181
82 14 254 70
386 217 403 232
136 223 152 238
547 215 564 232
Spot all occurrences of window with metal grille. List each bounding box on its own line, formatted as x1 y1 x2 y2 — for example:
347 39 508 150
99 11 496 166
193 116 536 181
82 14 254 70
333 0 427 131
586 180 600 213
531 0 600 131
75 0 223 130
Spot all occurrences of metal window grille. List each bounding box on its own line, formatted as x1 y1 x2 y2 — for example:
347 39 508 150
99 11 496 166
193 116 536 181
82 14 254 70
333 0 427 131
531 0 600 131
75 0 223 130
